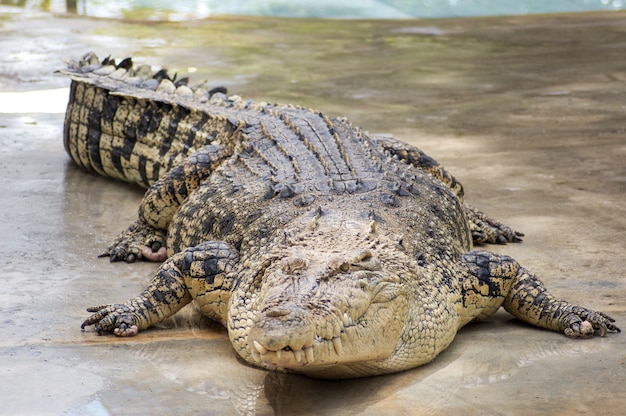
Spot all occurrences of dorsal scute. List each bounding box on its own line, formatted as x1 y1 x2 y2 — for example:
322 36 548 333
59 52 230 109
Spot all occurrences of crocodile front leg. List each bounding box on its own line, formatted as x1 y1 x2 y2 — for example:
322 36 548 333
457 250 620 337
82 241 239 335
102 144 230 262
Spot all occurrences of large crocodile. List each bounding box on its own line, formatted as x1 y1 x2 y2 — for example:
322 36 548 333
62 52 619 379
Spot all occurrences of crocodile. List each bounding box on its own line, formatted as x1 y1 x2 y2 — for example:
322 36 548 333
61 52 619 379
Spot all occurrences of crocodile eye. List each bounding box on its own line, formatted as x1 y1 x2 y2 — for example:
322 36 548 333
339 262 350 272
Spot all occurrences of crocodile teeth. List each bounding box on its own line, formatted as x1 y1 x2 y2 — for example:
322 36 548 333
252 341 318 364
342 312 352 327
332 336 343 355
304 346 315 363
253 340 268 355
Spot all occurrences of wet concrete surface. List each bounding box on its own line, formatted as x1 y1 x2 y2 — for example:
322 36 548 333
1 6 625 415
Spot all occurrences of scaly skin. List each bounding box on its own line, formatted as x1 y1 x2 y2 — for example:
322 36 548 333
62 52 619 379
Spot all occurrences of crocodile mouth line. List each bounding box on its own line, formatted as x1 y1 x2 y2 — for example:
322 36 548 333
251 334 345 367
249 312 355 367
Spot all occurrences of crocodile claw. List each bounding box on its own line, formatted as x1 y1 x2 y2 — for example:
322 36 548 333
467 205 524 245
81 304 140 337
563 308 620 338
101 220 166 263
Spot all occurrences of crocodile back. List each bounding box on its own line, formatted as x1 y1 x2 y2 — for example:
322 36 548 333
59 53 471 259
60 53 387 194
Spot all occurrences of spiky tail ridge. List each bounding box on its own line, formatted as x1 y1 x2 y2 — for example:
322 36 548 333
60 52 230 188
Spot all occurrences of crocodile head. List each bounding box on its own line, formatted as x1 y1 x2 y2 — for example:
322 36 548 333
228 245 414 378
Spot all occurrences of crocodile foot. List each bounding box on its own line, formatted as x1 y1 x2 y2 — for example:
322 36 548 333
81 304 140 337
563 307 620 338
100 219 167 263
466 205 524 245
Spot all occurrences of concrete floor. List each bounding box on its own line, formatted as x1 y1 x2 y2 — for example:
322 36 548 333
0 7 625 416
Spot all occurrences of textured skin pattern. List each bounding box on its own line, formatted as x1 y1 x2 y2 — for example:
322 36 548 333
63 53 619 378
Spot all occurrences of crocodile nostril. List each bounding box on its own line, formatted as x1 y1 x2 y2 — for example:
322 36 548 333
282 256 308 274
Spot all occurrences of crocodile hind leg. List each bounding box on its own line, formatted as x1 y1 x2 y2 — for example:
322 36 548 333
372 134 465 200
464 205 523 245
457 250 620 337
82 241 239 336
373 135 523 244
103 144 229 262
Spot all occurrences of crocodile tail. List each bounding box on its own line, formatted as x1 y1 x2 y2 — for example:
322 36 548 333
59 52 229 189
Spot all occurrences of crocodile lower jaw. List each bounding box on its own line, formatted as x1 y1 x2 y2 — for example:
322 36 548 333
250 334 345 369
